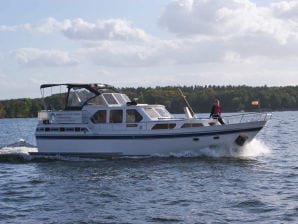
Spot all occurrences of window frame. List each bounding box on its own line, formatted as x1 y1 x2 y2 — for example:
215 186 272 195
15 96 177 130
109 109 123 123
126 109 143 123
91 110 107 123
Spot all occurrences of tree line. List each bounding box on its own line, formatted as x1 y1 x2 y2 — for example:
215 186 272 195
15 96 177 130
0 85 297 118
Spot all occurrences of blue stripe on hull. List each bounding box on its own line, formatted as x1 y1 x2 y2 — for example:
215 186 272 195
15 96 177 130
36 126 263 140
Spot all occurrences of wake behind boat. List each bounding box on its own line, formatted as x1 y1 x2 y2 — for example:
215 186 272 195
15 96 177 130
32 83 271 157
1 139 37 149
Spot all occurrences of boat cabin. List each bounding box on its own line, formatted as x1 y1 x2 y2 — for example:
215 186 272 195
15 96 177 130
38 83 174 126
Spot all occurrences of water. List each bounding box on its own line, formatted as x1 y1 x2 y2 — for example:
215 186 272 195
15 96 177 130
0 112 297 223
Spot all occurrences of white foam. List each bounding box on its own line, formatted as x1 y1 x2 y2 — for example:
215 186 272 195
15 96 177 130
0 146 37 155
235 139 271 158
155 139 271 159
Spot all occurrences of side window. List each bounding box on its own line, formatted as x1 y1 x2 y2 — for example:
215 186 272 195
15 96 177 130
126 109 143 123
109 110 123 123
91 110 107 123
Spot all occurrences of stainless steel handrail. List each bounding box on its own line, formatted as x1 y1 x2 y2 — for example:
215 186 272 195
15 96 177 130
223 112 271 124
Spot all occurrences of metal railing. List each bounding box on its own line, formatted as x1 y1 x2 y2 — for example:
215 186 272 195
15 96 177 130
223 112 272 124
38 110 272 132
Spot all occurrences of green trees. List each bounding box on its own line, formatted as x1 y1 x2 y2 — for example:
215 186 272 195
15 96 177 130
0 98 42 118
0 102 6 117
0 85 297 118
121 85 298 113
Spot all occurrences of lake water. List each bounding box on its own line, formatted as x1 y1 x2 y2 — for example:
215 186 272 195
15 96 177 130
0 112 297 223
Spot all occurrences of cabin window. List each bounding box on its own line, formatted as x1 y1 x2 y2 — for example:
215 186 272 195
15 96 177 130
144 108 159 119
103 93 118 105
88 96 106 106
126 109 143 123
181 123 204 128
109 110 123 123
181 123 192 128
81 128 88 132
114 94 127 105
152 123 176 129
91 110 107 123
155 108 171 118
192 123 204 127
122 94 131 103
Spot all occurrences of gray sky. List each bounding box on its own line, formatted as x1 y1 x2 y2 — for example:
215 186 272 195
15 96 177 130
1 0 298 99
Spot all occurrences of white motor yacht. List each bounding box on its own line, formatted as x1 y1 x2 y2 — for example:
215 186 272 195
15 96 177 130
33 83 271 157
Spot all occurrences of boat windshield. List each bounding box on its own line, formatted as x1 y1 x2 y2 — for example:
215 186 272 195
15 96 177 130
66 87 121 109
67 87 96 108
143 106 172 119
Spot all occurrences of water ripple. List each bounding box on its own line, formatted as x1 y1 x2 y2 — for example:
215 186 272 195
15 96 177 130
0 112 297 223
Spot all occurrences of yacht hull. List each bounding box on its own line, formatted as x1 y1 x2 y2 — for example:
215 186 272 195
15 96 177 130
34 121 266 156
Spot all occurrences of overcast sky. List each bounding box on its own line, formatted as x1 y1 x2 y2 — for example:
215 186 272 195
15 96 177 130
1 0 298 99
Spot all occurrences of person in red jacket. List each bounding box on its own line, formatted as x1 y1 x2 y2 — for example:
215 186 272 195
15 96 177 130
210 99 225 124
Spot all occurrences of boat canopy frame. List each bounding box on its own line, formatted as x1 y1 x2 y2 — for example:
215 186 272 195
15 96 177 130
40 83 120 111
40 83 118 93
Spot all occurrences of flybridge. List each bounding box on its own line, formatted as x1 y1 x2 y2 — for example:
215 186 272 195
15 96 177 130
40 83 131 110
